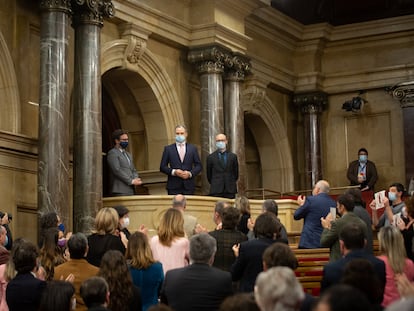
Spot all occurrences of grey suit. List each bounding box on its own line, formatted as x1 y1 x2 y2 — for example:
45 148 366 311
107 147 139 196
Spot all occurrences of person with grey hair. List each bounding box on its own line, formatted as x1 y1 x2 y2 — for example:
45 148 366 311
172 194 202 238
80 276 110 310
160 125 202 195
254 267 304 311
160 234 233 311
54 233 99 310
294 180 336 248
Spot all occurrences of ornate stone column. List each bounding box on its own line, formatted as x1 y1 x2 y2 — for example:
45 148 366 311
38 0 71 226
223 55 250 195
71 0 114 232
387 82 414 188
294 92 328 189
188 46 229 195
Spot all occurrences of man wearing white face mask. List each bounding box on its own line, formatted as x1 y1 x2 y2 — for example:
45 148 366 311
347 147 378 191
206 134 239 199
160 125 202 195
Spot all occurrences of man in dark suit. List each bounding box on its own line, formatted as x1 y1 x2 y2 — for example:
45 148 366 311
294 180 336 249
107 129 142 196
160 233 233 311
54 233 99 310
347 147 378 191
6 240 47 311
206 133 239 199
321 223 386 292
160 125 202 195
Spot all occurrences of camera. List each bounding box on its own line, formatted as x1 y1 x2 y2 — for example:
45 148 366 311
0 212 12 221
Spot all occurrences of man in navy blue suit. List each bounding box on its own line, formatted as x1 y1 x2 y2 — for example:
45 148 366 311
160 125 202 195
294 180 335 248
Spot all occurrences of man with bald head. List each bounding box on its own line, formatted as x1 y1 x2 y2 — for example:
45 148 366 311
206 134 239 199
294 180 336 248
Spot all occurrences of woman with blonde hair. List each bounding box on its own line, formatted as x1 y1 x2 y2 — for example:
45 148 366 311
150 208 189 274
86 207 126 267
377 225 414 306
126 232 164 311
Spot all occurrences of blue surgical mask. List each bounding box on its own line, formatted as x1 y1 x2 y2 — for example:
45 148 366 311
120 141 128 149
359 155 367 163
216 141 226 150
176 135 186 143
388 192 397 202
58 223 65 233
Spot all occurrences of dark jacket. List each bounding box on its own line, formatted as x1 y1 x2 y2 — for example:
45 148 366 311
206 150 239 197
347 159 378 190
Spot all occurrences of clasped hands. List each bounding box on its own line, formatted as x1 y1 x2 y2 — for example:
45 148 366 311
131 178 142 186
175 169 191 179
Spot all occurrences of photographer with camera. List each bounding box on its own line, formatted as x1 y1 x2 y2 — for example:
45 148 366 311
0 211 13 250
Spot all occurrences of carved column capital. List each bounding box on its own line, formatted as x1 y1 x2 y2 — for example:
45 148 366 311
387 81 414 108
40 0 72 13
188 46 232 74
224 55 251 81
71 0 115 27
293 92 328 114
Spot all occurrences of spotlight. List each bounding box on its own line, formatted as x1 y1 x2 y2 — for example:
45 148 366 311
342 96 366 112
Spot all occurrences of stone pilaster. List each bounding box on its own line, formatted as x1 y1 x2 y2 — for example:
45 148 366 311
223 54 250 196
387 82 414 187
294 92 328 189
188 46 230 194
38 0 72 230
71 0 114 232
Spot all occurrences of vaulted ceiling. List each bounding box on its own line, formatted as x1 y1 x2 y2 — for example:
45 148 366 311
271 0 414 26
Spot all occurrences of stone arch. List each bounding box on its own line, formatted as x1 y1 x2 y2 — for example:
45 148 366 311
242 85 294 192
0 31 20 132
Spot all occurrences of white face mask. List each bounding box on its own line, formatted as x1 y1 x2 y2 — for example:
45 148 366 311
121 217 130 229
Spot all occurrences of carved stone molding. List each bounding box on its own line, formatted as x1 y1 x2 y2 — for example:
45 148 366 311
188 46 231 74
71 0 114 27
224 55 251 81
387 81 414 108
118 23 151 66
293 92 328 114
40 0 72 13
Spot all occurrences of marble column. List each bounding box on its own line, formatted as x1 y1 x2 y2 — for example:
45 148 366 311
294 92 328 189
223 55 250 196
188 46 229 195
387 82 414 188
38 0 71 227
71 0 114 232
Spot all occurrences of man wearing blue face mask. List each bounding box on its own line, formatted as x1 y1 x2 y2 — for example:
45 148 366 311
107 129 142 196
347 147 378 191
206 133 239 199
160 125 202 195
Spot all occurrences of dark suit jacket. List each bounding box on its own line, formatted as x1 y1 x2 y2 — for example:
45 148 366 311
107 147 139 195
159 143 202 194
231 238 281 292
160 263 232 311
294 193 335 248
6 272 47 311
206 150 238 197
347 159 378 190
321 249 386 292
86 234 126 267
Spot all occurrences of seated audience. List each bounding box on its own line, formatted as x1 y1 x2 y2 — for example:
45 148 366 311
320 194 368 261
150 208 189 274
235 196 251 235
345 188 373 253
341 259 384 311
98 250 142 311
39 227 66 280
321 223 385 292
254 267 304 311
160 233 233 311
86 207 126 267
80 276 110 311
209 206 247 272
39 280 75 311
377 225 414 307
315 284 373 311
6 240 47 311
54 232 99 310
294 180 335 249
231 212 283 292
220 293 259 311
126 231 164 311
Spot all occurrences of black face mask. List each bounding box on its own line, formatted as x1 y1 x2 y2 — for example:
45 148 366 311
120 141 128 149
